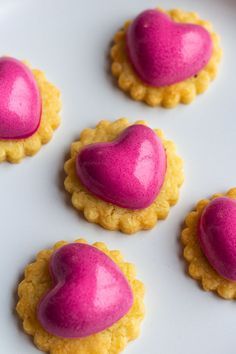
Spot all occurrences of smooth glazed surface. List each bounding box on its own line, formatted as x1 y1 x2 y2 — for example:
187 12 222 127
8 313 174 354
111 8 222 107
16 239 145 354
0 57 41 139
65 119 184 234
181 189 236 300
2 1 236 353
198 197 236 281
0 63 61 163
76 124 166 210
127 10 212 87
38 243 133 338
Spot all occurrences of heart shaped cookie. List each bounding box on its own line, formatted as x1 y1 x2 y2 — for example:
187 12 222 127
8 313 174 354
38 243 133 338
76 124 166 210
127 9 213 87
198 197 236 281
0 57 41 139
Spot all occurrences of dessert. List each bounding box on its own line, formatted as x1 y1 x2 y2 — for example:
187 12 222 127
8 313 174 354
111 8 222 108
64 118 184 234
16 239 145 354
0 56 61 162
76 124 166 210
181 188 236 299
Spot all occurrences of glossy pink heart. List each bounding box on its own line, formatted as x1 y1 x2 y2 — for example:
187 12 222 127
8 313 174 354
38 243 133 338
198 197 236 281
0 57 41 140
127 9 213 87
76 124 166 210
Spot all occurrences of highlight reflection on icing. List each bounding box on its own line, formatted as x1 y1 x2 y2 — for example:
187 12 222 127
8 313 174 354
198 197 236 281
127 9 213 87
134 140 157 190
76 124 167 209
0 57 41 140
38 243 133 338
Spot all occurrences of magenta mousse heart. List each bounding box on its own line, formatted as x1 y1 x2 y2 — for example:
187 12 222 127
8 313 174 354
38 243 133 338
76 124 167 210
126 9 213 87
198 197 236 281
0 57 41 140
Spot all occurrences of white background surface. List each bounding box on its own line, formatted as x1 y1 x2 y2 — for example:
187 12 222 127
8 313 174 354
0 0 235 353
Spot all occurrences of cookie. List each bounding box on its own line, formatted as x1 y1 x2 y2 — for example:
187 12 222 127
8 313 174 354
0 56 61 163
64 118 184 234
16 239 145 354
111 8 222 108
181 188 236 299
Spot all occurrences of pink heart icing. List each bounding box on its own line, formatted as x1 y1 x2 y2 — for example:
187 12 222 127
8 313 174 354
198 197 236 281
0 57 41 140
38 243 133 338
126 9 213 87
76 124 166 210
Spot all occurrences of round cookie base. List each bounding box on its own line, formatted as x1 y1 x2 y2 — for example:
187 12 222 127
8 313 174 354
0 63 61 163
111 8 222 108
64 118 184 234
16 239 145 354
181 188 236 300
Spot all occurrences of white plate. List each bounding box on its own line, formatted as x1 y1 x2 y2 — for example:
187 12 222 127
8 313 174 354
0 0 235 353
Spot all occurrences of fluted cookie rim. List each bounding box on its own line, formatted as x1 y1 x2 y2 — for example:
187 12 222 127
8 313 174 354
16 239 145 354
64 118 184 234
181 188 236 300
111 8 222 108
0 62 61 163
